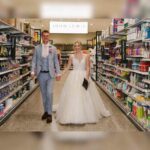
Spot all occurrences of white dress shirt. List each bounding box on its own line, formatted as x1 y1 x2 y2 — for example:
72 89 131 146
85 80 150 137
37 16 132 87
42 43 49 58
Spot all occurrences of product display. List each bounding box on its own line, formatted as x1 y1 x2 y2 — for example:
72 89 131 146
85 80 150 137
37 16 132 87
96 18 150 131
0 20 38 125
89 47 96 80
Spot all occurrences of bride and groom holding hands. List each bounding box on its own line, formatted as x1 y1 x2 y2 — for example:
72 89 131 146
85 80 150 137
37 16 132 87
31 30 111 124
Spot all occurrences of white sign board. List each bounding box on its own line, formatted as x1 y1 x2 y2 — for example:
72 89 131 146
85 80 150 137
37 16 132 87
50 21 88 34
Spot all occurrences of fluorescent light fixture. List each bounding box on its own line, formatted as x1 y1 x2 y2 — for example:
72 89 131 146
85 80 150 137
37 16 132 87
40 2 93 19
50 21 88 34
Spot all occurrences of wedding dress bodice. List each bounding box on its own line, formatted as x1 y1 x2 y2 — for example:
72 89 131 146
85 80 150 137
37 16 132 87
72 55 86 71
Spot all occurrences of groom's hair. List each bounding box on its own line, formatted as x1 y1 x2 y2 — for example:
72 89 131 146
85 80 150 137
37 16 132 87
42 30 49 35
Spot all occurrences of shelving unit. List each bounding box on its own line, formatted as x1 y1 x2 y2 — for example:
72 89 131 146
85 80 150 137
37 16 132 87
90 47 96 81
0 83 38 126
96 81 147 131
0 20 38 125
95 18 150 131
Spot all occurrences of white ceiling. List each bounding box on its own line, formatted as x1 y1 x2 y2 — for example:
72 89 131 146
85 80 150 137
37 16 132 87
17 0 125 33
11 0 125 18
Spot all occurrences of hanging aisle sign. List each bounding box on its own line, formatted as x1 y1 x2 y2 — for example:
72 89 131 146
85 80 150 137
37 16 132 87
50 21 88 34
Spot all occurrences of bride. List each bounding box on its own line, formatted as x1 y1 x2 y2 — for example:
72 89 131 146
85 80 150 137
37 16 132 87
56 41 111 124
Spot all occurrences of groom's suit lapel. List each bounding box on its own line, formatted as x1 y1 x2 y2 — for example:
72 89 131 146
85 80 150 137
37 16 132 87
39 44 42 60
48 44 53 62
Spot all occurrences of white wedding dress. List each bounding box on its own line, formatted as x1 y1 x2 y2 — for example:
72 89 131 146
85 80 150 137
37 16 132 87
56 54 111 124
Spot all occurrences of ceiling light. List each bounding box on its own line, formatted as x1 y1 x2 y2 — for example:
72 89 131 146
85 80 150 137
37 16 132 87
40 2 93 19
50 21 88 34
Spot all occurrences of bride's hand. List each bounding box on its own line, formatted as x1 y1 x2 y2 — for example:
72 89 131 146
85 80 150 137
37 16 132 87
86 76 90 81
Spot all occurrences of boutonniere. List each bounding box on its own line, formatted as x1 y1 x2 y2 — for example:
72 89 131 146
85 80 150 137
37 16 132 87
49 46 53 54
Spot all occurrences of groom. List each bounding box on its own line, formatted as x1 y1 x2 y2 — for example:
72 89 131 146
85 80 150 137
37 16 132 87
31 30 61 123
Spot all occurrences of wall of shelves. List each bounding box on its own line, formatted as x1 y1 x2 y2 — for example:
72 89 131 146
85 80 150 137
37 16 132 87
95 18 150 131
0 20 38 125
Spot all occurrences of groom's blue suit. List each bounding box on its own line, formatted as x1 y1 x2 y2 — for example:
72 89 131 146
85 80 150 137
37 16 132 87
32 44 61 114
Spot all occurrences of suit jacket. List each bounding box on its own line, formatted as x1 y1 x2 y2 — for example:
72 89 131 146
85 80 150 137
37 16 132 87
31 44 61 78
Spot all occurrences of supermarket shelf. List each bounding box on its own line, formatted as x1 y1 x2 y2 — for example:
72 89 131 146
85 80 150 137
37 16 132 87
102 34 125 41
109 74 149 93
0 86 24 104
21 44 35 48
141 58 150 61
143 38 150 42
103 63 130 72
126 18 150 29
103 79 115 87
123 90 150 107
96 81 147 131
115 76 128 82
22 79 31 86
15 57 22 59
0 76 21 90
0 77 30 104
127 38 150 43
129 69 149 75
20 63 30 67
116 66 130 72
0 71 30 87
102 64 149 75
103 68 114 72
0 19 32 37
0 41 11 46
114 45 121 49
0 57 10 60
105 73 116 78
16 44 22 47
16 43 35 48
127 38 143 43
127 82 150 93
115 57 121 59
0 67 21 76
99 75 150 105
127 55 144 58
0 84 39 125
21 54 31 57
142 79 150 84
103 63 115 67
21 71 31 78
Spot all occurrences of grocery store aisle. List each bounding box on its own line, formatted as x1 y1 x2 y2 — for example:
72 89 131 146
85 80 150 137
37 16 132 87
0 73 138 131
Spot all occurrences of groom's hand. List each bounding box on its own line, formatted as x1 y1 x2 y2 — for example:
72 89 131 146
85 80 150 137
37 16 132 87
31 72 35 79
56 75 61 81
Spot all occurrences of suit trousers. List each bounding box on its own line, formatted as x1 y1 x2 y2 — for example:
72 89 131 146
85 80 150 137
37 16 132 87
38 72 54 114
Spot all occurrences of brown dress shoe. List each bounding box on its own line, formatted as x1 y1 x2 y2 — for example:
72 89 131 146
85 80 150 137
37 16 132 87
41 112 48 120
47 114 52 123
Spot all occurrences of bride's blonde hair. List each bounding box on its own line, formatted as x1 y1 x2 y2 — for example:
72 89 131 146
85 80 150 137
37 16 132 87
73 41 82 49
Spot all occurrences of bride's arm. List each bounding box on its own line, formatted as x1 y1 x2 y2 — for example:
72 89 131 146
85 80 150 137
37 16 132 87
85 54 91 80
62 55 73 75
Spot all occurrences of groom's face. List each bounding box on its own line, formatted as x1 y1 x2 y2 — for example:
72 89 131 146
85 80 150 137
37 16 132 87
42 32 49 44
